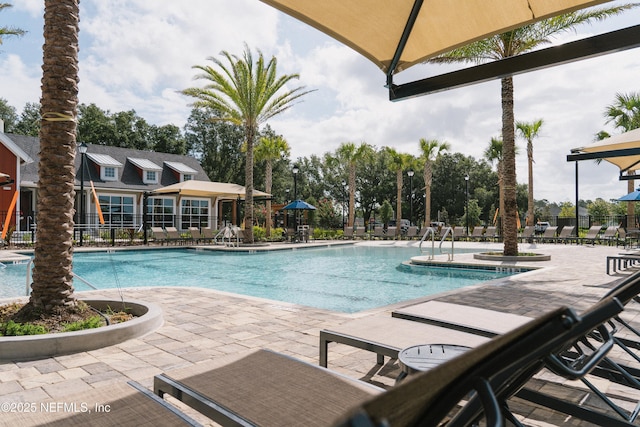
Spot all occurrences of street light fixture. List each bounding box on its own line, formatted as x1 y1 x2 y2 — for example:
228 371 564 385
78 142 88 246
465 174 469 236
407 168 414 226
292 164 299 200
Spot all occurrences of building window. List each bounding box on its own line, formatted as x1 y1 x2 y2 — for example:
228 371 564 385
182 174 193 182
98 194 135 226
147 197 174 228
144 170 157 184
102 167 117 181
180 199 209 229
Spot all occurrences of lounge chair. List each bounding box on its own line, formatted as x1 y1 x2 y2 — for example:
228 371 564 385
373 225 385 240
468 226 485 241
165 226 185 244
483 226 498 242
452 226 467 240
518 225 535 243
392 271 640 425
355 226 367 239
154 301 622 427
343 226 354 240
600 225 620 245
151 226 168 245
188 227 203 243
385 226 397 240
532 225 557 243
555 225 576 243
580 225 603 245
5 381 203 426
201 227 216 243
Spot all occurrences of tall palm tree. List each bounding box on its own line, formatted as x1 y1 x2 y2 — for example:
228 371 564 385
418 138 449 225
182 44 312 243
386 148 412 238
0 3 26 45
18 0 80 317
516 119 544 226
603 92 640 225
485 137 505 230
255 135 290 237
332 142 370 228
430 4 636 255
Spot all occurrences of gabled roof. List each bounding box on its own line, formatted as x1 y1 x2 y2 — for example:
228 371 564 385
7 134 210 191
164 161 197 174
0 132 34 164
86 153 123 167
128 158 162 171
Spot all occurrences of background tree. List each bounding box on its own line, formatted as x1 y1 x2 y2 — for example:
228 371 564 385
13 102 41 136
0 98 17 131
329 142 370 228
429 4 635 255
419 138 449 225
255 133 290 237
0 3 26 46
516 118 544 226
18 0 79 319
150 124 186 154
379 199 393 227
484 137 504 227
181 44 312 243
385 147 412 237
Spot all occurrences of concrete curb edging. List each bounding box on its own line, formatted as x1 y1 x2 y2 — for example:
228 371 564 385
473 253 551 262
0 299 163 361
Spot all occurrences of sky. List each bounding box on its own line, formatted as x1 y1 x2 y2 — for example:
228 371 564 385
0 1 639 204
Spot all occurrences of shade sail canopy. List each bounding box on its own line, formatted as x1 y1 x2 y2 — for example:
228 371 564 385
568 128 640 176
282 199 317 210
259 1 640 100
151 181 270 199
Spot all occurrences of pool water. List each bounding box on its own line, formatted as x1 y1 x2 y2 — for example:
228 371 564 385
0 246 514 313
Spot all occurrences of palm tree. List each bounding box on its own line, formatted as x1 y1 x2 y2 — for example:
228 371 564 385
485 137 505 230
603 92 640 225
516 119 544 226
429 4 636 255
0 3 26 45
385 148 412 238
332 142 370 228
418 138 449 226
18 0 79 317
255 135 290 237
182 44 313 243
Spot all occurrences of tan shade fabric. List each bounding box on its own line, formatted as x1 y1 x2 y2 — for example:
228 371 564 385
260 0 610 74
152 180 270 199
576 127 640 172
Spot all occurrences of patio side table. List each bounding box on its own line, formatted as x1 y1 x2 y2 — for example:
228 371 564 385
396 344 470 384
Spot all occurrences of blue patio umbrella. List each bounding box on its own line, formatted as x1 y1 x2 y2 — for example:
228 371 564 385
282 199 317 210
619 188 640 201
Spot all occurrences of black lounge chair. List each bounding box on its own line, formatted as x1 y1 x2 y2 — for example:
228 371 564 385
392 271 640 426
154 300 622 427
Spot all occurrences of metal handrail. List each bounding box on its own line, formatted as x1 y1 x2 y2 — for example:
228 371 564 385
419 227 436 259
439 227 455 261
25 258 98 296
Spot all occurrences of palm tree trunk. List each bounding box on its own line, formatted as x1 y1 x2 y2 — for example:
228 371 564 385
348 165 356 228
29 0 80 312
502 77 518 256
527 143 534 226
243 125 255 243
424 163 432 225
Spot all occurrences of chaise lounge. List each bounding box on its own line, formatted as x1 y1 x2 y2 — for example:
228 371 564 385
153 299 623 427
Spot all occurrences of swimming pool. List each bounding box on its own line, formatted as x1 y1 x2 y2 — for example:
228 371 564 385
0 246 516 313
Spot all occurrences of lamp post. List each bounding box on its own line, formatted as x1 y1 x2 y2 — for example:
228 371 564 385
407 168 414 226
464 174 469 236
341 179 346 228
292 164 299 200
78 142 87 246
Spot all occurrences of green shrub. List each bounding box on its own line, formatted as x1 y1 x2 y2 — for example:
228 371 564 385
62 315 103 332
1 320 47 336
253 226 266 241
